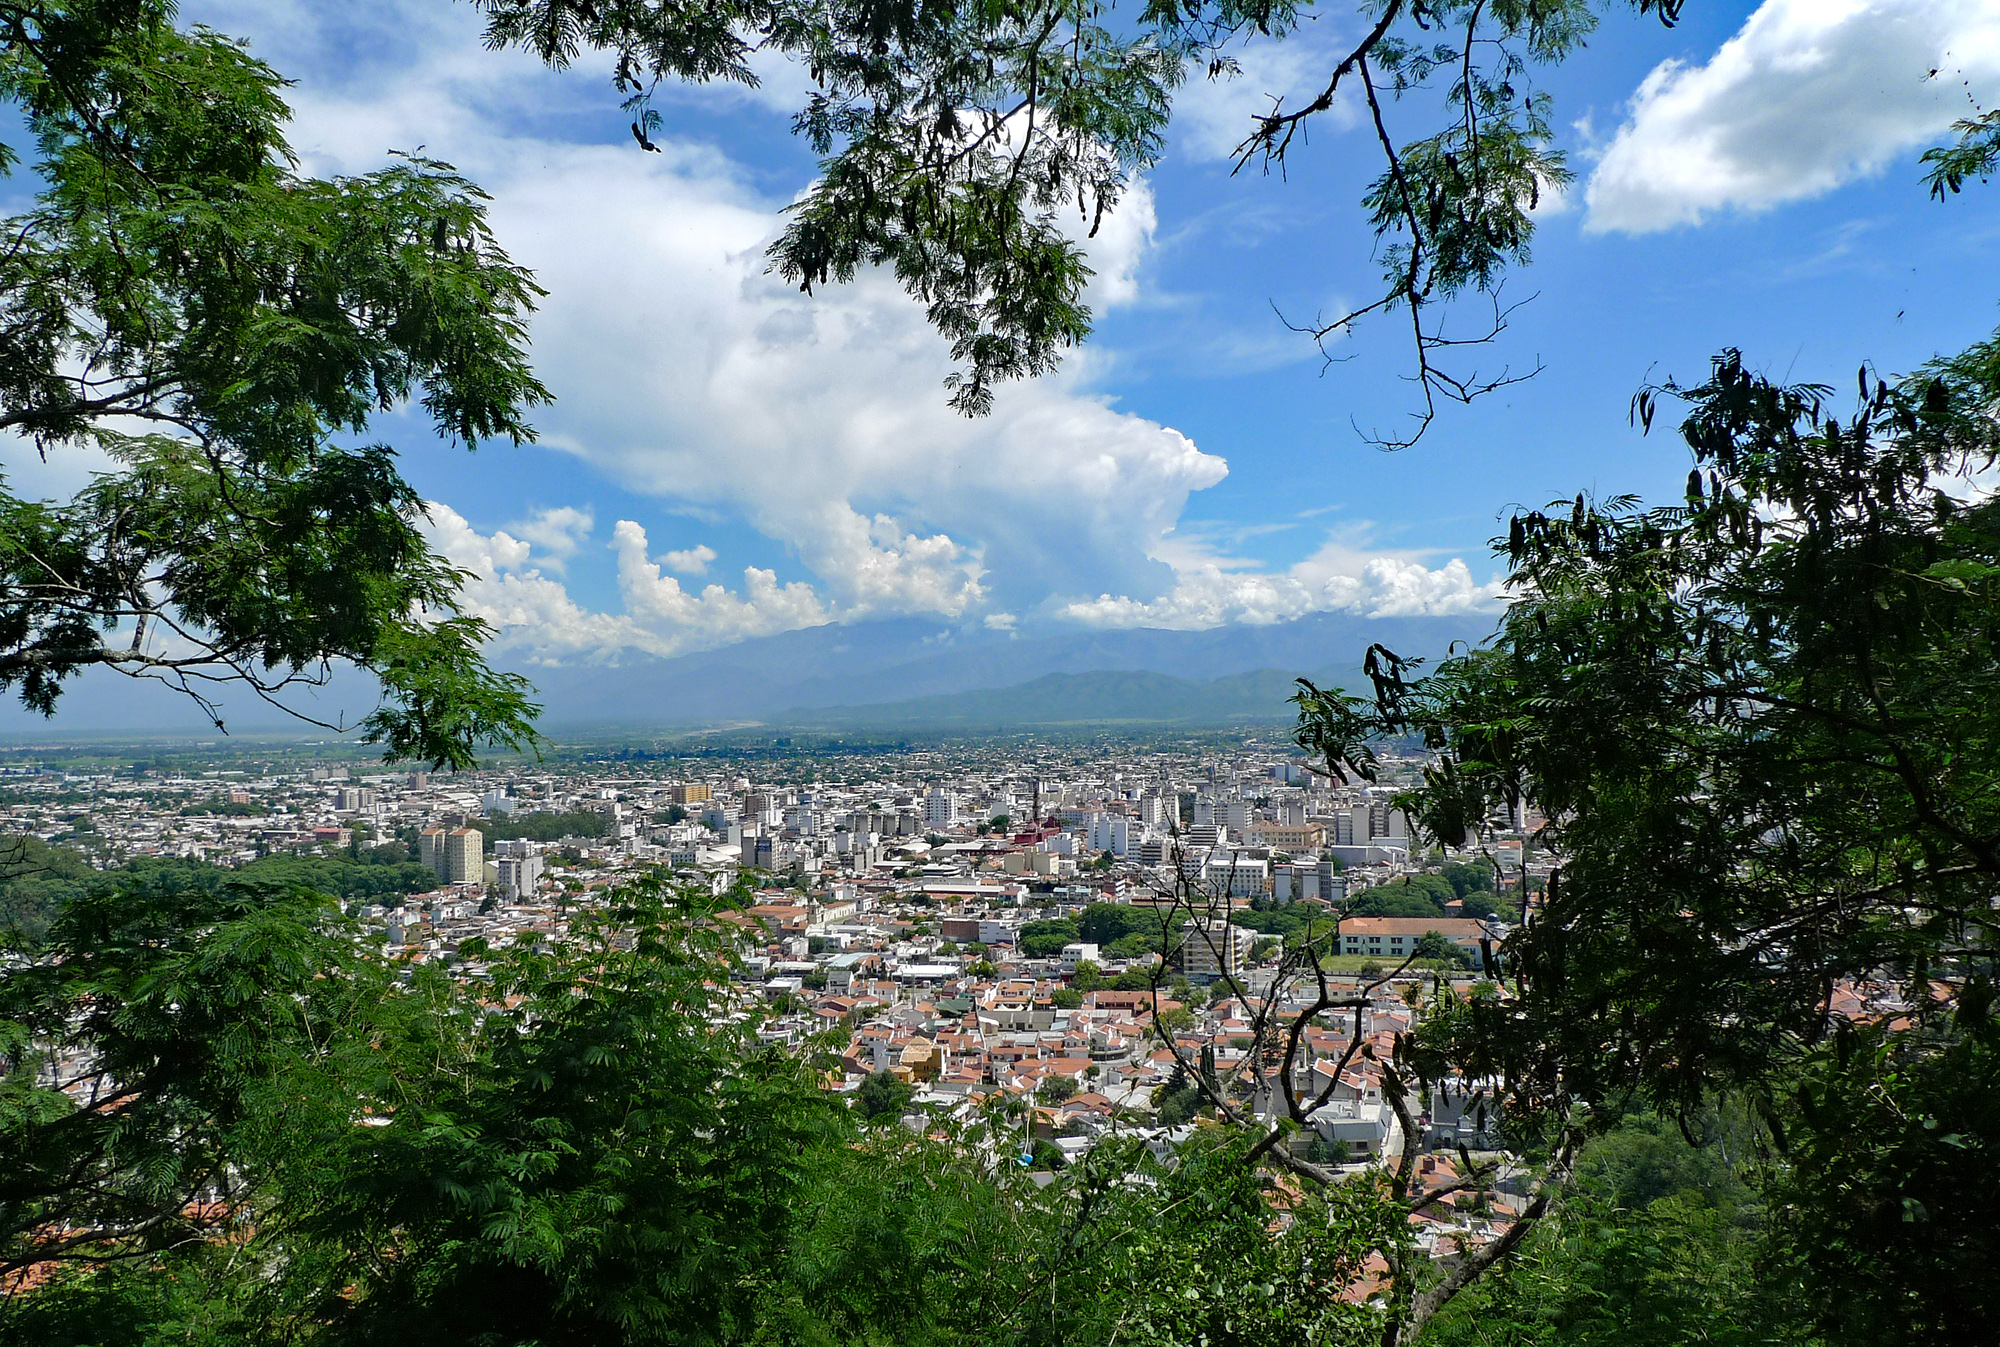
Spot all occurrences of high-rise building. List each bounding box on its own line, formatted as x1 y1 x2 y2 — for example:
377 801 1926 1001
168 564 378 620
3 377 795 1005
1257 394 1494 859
671 783 712 804
1087 813 1139 857
495 851 543 900
1202 854 1268 899
1174 917 1259 981
444 828 482 884
924 787 957 829
418 827 447 879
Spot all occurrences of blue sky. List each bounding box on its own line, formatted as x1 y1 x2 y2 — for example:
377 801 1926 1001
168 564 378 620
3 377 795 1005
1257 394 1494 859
18 0 2000 677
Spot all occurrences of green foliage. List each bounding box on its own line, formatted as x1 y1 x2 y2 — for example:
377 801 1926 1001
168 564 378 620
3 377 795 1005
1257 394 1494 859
1037 1074 1077 1103
478 1 1696 442
1050 987 1082 1009
290 882 832 1344
1425 1111 1809 1347
1232 898 1328 941
1413 930 1472 967
1379 346 2000 1115
1016 916 1079 958
1458 890 1510 920
1425 1191 1809 1347
1302 1134 1350 1169
759 1125 1399 1347
1105 930 1161 959
0 835 92 941
0 873 367 1284
856 1068 916 1122
483 0 1177 416
1 844 441 947
1081 900 1172 958
1351 878 1452 918
1921 106 2000 198
0 1 547 766
1764 1024 2000 1345
1301 325 2000 1340
1152 1068 1201 1128
1439 859 1496 898
0 860 1442 1347
479 808 610 846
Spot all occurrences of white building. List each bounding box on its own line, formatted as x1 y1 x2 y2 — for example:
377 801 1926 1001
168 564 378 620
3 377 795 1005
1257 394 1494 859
925 787 958 829
1201 853 1268 899
1174 918 1258 981
1059 942 1101 972
419 826 483 884
491 838 543 898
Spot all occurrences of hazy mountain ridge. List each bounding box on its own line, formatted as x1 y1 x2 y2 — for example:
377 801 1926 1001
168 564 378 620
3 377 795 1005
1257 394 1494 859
771 667 1327 729
0 611 1497 734
529 611 1494 728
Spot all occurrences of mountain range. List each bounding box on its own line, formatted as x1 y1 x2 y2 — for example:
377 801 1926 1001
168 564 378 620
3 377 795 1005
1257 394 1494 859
768 668 1318 730
525 610 1493 729
0 610 1497 737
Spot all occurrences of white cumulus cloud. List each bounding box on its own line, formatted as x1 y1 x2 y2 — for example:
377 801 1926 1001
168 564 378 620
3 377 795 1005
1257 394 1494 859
1060 538 1504 628
1586 0 2000 233
216 0 1218 631
503 505 594 574
611 519 832 645
423 504 662 662
660 543 717 575
184 0 1485 664
422 505 842 661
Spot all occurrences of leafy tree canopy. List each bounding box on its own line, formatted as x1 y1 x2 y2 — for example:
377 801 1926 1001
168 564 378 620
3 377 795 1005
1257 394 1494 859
1296 321 2000 1345
1350 878 1452 919
1017 916 1079 957
0 1 549 767
483 0 1689 442
855 1067 916 1121
478 808 610 846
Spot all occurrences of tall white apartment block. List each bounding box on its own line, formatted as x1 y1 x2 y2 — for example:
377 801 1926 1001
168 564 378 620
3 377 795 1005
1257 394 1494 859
495 852 543 901
444 828 482 884
1175 918 1259 981
418 827 447 879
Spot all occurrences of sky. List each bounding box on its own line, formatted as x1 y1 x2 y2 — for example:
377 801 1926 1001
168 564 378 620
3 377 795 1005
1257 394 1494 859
15 0 2000 679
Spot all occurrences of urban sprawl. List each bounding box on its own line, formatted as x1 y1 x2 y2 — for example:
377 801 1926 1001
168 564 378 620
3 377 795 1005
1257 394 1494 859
4 734 1547 1269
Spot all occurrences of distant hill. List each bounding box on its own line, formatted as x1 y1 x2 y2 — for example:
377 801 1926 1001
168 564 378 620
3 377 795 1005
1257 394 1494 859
0 608 1497 735
525 610 1493 729
771 667 1328 729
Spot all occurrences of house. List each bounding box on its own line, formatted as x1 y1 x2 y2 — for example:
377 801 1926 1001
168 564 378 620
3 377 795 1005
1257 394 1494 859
1337 916 1489 962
